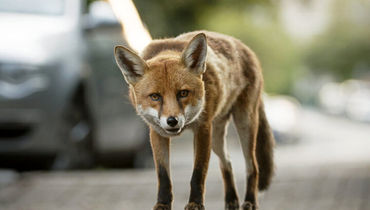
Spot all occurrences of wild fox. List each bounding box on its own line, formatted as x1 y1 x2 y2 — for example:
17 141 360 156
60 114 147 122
114 31 275 210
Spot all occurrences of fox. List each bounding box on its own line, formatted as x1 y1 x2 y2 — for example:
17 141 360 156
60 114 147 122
114 31 275 210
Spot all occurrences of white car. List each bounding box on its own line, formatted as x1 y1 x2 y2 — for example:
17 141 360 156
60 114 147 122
0 0 150 170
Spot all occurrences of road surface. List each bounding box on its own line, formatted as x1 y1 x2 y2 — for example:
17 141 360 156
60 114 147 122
0 109 369 210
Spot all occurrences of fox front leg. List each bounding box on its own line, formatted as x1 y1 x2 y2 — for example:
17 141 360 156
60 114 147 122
185 123 212 210
150 128 173 210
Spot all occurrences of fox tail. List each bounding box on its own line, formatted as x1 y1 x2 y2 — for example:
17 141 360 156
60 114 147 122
256 101 275 191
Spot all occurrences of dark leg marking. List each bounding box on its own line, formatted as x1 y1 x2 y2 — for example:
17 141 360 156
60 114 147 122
222 168 239 204
244 173 257 204
189 167 204 204
157 164 173 205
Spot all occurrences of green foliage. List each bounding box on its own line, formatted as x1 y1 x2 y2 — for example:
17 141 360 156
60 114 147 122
305 27 370 80
86 0 96 7
134 0 270 38
198 5 300 94
304 0 370 81
134 0 207 38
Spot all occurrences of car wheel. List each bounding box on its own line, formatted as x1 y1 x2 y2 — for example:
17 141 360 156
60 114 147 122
51 95 95 170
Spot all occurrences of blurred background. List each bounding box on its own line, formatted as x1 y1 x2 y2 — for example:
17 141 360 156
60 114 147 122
0 0 369 209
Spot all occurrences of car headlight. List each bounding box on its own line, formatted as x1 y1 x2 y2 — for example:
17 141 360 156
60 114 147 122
0 63 50 99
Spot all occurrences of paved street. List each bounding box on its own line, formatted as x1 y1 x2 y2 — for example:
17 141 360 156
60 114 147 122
0 109 369 210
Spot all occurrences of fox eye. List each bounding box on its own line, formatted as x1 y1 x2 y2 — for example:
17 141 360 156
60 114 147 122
178 90 189 98
149 93 161 101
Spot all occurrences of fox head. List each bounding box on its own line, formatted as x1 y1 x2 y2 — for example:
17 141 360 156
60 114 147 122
114 33 207 137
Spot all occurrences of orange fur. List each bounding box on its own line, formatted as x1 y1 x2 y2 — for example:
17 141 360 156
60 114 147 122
114 31 275 210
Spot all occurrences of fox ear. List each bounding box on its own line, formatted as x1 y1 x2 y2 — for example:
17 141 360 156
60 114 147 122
181 33 207 74
114 46 148 84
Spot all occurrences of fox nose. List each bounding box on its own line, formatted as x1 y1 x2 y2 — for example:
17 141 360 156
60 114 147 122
167 116 178 127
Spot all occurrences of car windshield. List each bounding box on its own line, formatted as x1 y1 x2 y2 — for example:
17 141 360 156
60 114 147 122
0 0 65 16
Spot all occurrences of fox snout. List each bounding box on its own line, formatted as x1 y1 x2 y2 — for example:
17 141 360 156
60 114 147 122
137 104 187 136
159 115 185 134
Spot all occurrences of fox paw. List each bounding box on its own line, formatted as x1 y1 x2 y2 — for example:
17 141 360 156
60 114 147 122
184 202 205 210
241 201 257 210
225 200 239 210
153 203 171 210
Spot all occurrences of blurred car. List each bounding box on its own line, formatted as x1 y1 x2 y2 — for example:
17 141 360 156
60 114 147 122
0 0 150 170
264 94 301 144
319 80 370 122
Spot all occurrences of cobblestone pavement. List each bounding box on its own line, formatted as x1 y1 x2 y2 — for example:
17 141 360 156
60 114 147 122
0 109 369 210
